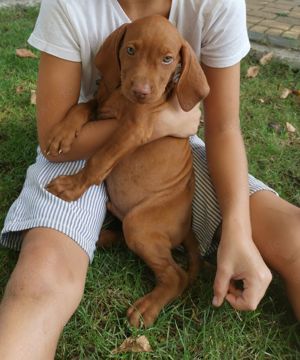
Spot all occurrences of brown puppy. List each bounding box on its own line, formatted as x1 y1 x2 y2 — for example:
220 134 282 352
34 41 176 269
46 15 209 327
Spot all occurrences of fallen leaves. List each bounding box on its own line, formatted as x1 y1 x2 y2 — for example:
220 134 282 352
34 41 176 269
112 335 152 354
15 85 37 106
246 65 260 78
292 90 300 96
280 88 292 99
246 52 273 79
16 48 37 59
16 85 25 94
246 52 299 139
259 51 273 65
269 120 298 138
15 48 38 105
30 90 37 105
246 50 300 103
268 122 283 134
268 121 297 135
286 122 296 133
280 88 300 99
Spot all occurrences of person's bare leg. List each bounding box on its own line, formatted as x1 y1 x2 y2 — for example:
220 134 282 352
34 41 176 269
0 228 89 359
250 191 300 320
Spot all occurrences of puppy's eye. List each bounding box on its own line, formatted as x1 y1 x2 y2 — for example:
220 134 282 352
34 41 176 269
162 56 174 64
127 46 136 56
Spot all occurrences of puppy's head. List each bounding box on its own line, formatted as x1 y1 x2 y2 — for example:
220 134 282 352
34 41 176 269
95 15 209 110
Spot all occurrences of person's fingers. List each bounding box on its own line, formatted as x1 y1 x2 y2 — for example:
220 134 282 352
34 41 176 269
225 285 260 311
225 272 272 311
212 267 231 307
228 280 243 297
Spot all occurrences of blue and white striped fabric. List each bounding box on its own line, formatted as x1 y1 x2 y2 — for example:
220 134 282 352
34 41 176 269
0 136 276 261
189 136 277 255
1 147 108 261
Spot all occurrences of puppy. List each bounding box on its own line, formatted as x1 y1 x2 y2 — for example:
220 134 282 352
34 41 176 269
46 15 209 327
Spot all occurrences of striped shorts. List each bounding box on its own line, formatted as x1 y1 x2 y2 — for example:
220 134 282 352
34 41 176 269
0 135 276 262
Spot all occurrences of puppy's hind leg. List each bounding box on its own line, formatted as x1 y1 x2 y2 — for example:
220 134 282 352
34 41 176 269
123 215 189 328
182 228 202 285
97 203 123 249
97 228 122 249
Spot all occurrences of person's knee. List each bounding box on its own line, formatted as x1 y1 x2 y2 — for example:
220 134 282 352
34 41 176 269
280 209 300 278
284 246 300 283
6 264 84 313
5 237 87 312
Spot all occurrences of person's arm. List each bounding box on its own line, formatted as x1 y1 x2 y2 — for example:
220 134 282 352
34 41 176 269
37 52 201 163
202 62 272 311
37 52 119 162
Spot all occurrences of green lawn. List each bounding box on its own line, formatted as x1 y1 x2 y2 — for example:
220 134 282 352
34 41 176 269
0 6 299 359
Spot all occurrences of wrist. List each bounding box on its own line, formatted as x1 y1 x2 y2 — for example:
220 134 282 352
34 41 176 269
221 215 252 241
150 113 169 141
218 194 251 233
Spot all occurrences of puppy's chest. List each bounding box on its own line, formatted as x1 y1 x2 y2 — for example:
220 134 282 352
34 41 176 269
108 137 192 189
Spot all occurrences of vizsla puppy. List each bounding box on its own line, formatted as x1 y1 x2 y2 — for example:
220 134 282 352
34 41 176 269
46 15 209 327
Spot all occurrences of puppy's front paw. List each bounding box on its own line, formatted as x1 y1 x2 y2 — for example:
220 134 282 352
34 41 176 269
46 171 89 201
45 122 81 157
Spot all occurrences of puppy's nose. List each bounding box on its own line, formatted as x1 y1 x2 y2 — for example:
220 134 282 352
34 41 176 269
132 83 151 98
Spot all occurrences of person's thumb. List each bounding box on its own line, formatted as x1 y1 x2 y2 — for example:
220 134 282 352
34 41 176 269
212 267 231 307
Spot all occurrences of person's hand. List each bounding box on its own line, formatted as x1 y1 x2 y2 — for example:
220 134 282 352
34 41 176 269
212 221 272 311
152 93 202 139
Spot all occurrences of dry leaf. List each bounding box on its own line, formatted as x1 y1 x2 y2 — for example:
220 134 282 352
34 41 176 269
112 335 152 354
199 114 204 125
268 122 283 134
246 66 260 78
30 90 37 105
291 89 300 96
16 48 37 58
16 85 25 94
280 88 292 99
259 52 273 65
286 122 296 133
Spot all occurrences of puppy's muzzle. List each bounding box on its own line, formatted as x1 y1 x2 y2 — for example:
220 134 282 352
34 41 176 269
131 82 152 102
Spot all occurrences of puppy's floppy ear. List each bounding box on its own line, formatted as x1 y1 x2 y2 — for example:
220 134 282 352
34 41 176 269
176 41 210 111
94 24 128 93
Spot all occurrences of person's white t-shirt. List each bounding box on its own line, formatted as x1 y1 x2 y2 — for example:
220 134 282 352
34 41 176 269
28 0 250 102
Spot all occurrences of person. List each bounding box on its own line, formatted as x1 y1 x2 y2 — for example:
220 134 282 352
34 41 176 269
0 0 299 358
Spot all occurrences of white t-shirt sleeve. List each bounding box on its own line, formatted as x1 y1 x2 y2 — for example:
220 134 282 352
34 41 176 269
200 0 250 68
28 0 81 62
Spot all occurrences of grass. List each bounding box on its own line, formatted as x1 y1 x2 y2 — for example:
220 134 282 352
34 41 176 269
0 5 300 360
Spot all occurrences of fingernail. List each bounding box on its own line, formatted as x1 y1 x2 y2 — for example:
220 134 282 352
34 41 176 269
212 296 219 307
